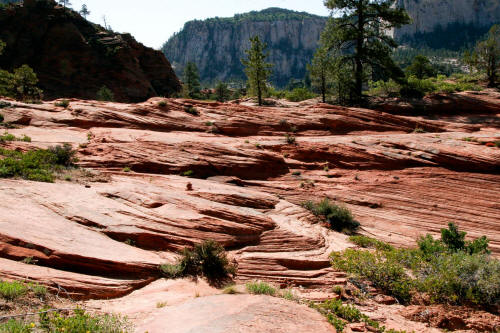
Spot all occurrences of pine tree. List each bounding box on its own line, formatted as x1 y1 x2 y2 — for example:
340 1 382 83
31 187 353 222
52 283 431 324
241 36 273 106
183 62 201 99
472 25 500 87
323 0 410 102
80 4 90 19
405 55 437 79
307 45 332 103
215 82 231 102
58 0 71 9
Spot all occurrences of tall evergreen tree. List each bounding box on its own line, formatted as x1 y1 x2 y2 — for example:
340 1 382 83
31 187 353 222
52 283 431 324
472 25 500 87
215 81 231 102
183 62 201 99
307 45 333 103
323 0 410 102
241 36 273 106
58 0 71 9
80 4 90 19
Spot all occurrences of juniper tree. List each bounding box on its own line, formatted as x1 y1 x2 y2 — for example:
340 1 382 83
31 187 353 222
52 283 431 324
183 62 201 99
323 0 410 102
241 36 273 106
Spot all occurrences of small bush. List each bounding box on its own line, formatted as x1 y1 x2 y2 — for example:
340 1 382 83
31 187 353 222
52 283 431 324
157 100 167 108
181 170 194 177
160 240 236 281
303 199 360 233
0 145 77 182
48 143 77 167
29 283 48 299
0 319 31 333
39 308 131 332
0 280 28 301
0 132 16 141
223 284 238 294
96 86 114 101
285 87 316 102
184 106 199 116
55 99 70 108
349 235 394 251
245 281 277 296
285 134 296 144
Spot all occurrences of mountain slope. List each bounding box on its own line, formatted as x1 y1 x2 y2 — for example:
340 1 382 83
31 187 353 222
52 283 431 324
0 0 181 102
162 8 327 87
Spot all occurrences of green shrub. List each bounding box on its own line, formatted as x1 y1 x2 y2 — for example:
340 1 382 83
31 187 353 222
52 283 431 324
160 240 236 281
39 308 131 333
181 170 194 177
157 100 167 108
184 106 199 116
245 281 277 296
0 145 76 182
285 87 316 102
303 199 360 233
96 86 114 101
349 235 394 251
55 100 70 108
0 132 16 141
331 224 500 307
331 250 414 303
11 65 43 102
0 280 28 301
47 143 77 167
366 79 401 97
400 76 436 98
0 319 31 333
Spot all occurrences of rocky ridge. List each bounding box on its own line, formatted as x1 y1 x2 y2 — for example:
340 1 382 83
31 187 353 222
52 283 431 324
0 0 181 102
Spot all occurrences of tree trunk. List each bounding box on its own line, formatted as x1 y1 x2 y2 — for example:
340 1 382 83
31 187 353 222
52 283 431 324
321 75 326 103
257 80 262 106
355 2 364 101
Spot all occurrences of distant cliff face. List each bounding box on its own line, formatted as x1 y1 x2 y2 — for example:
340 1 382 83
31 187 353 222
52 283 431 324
0 0 181 102
394 0 500 49
162 8 327 87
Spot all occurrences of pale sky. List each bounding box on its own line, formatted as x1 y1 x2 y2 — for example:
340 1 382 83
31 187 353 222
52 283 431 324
68 0 330 49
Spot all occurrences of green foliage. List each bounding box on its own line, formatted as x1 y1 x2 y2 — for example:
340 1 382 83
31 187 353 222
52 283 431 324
55 99 70 108
0 320 31 333
245 281 277 296
349 235 394 251
405 55 437 79
11 65 43 101
308 45 333 103
331 223 499 307
39 308 131 333
470 25 500 87
96 86 114 101
214 82 231 102
303 198 360 233
322 0 410 101
157 100 167 108
366 79 401 97
180 170 194 177
285 134 296 144
184 105 199 116
285 87 316 102
183 62 201 99
242 36 273 106
0 280 28 300
0 144 76 182
160 240 236 281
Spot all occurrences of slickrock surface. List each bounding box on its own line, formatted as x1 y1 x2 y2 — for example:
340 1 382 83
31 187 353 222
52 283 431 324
0 91 498 331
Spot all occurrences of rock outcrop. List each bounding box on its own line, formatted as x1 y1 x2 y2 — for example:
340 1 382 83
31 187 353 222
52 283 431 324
162 8 326 86
0 0 181 102
0 91 498 331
